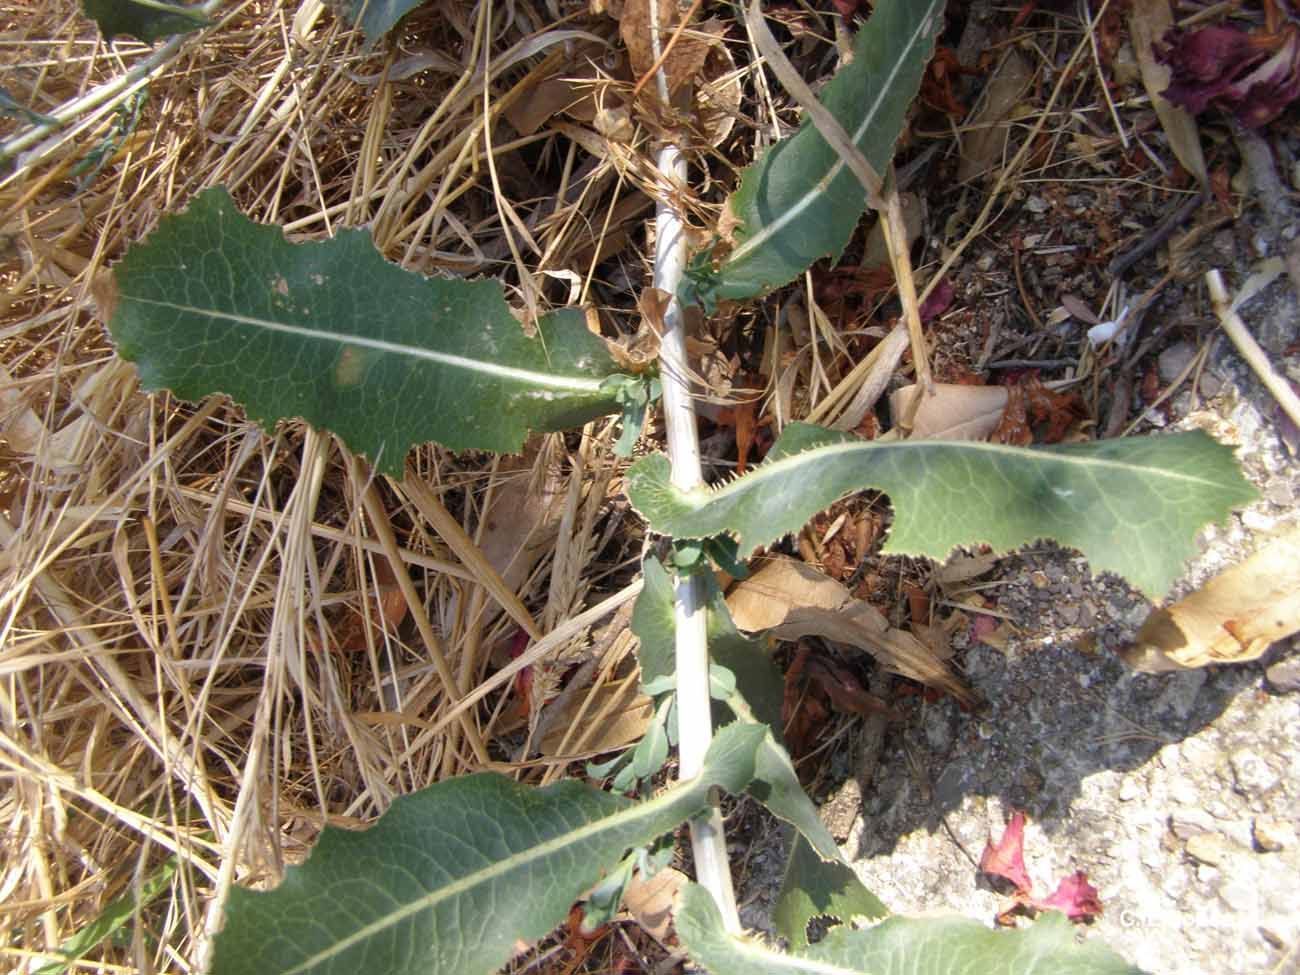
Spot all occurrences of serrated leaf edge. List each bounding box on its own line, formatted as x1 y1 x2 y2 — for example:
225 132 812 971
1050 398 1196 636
631 435 1246 548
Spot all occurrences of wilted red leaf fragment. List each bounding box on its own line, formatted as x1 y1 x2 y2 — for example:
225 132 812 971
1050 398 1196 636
1035 870 1103 921
1160 23 1300 128
980 811 1033 894
980 811 1105 924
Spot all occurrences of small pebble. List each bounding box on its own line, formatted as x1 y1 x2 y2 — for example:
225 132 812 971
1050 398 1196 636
1254 818 1297 852
1264 479 1295 507
1265 656 1300 694
1187 832 1233 866
1242 509 1276 532
1118 777 1141 801
1231 748 1280 796
1260 926 1288 950
1158 341 1197 384
1170 806 1216 839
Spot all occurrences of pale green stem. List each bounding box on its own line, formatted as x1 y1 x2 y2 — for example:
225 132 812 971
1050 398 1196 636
653 141 741 932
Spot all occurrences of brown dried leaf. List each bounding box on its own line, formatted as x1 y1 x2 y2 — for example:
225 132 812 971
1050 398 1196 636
726 557 974 704
957 49 1033 183
622 867 688 946
538 684 654 755
1123 525 1300 672
990 384 1032 445
935 553 1000 587
891 382 1009 440
619 0 720 98
1128 0 1208 186
505 75 586 136
479 442 567 600
604 289 667 373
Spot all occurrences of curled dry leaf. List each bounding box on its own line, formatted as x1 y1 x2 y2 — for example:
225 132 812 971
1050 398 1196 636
725 556 974 705
619 0 723 99
803 656 900 719
605 288 668 373
480 441 568 603
1123 525 1300 672
980 810 1033 894
539 684 654 756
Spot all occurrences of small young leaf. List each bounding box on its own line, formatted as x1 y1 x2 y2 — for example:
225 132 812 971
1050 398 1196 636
702 535 750 579
773 836 887 950
34 857 177 975
603 373 659 458
628 423 1256 597
210 722 764 975
105 188 625 474
630 556 677 689
631 701 671 779
687 0 943 308
586 751 630 780
630 558 851 865
708 664 737 701
640 674 677 697
677 883 1146 975
82 0 209 41
582 854 638 932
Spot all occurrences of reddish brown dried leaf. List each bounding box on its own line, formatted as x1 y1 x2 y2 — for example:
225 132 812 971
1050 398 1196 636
831 0 868 19
919 277 956 323
991 384 1032 445
804 658 900 719
1022 377 1085 443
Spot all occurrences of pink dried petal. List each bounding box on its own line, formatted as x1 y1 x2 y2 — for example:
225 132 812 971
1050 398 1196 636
1162 25 1260 83
1034 870 1103 921
1221 32 1300 127
1160 23 1300 127
919 278 955 323
979 811 1033 894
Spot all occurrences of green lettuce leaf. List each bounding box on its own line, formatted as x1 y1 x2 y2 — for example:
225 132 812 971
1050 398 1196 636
105 188 625 474
82 0 209 41
687 0 943 308
209 723 764 975
628 423 1255 597
677 882 1146 975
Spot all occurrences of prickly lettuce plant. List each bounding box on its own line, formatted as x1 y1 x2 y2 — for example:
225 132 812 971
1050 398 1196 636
88 1 1253 973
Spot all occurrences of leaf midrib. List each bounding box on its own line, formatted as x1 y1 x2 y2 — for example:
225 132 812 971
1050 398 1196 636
675 436 1233 510
723 0 941 268
275 779 702 975
120 296 607 394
